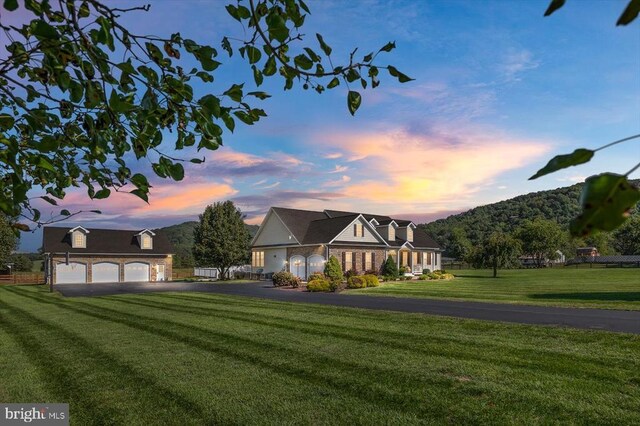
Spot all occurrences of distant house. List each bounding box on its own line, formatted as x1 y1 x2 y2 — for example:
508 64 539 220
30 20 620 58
577 247 599 258
519 250 565 267
43 226 174 285
250 207 442 280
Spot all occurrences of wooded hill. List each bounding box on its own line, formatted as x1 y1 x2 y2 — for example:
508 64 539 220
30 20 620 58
160 221 259 268
420 180 639 255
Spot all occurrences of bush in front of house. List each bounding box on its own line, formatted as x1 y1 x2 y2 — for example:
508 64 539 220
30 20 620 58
347 275 366 289
307 278 332 292
422 268 431 275
345 269 359 279
382 255 398 279
363 274 380 287
419 274 429 280
418 270 455 280
324 255 344 284
308 272 325 282
272 271 300 287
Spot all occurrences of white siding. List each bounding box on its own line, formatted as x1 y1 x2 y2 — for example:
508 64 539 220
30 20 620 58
334 217 380 243
253 211 296 246
263 248 287 273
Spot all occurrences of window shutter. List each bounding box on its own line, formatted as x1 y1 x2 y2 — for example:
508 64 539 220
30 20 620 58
353 224 357 237
362 253 366 271
342 252 346 270
352 252 357 271
372 252 376 271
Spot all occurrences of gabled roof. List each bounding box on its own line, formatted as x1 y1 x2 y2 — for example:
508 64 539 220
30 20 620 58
257 207 441 249
43 227 173 254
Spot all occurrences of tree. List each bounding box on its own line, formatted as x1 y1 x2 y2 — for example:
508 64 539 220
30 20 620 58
323 255 343 284
612 215 640 255
533 0 640 237
192 201 250 280
10 253 33 272
0 1 411 230
381 255 399 279
469 232 521 278
0 215 18 268
446 227 472 261
515 218 566 267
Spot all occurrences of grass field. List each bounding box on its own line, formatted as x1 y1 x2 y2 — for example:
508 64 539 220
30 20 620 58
352 268 640 310
1 285 640 424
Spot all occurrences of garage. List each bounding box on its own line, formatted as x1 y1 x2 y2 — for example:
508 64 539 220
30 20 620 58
307 255 325 279
124 262 150 282
56 262 87 284
290 255 306 279
92 262 119 283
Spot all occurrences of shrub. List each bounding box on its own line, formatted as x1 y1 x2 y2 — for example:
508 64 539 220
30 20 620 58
382 255 399 278
422 268 431 275
364 269 379 276
347 275 366 289
423 270 455 280
324 255 344 283
308 272 325 282
345 269 359 279
272 271 300 287
363 274 380 287
398 266 408 275
307 278 331 292
419 274 429 280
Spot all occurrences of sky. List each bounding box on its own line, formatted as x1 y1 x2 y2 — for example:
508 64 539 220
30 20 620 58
5 0 639 251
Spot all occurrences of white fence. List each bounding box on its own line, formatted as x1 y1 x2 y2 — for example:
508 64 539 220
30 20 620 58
193 265 252 279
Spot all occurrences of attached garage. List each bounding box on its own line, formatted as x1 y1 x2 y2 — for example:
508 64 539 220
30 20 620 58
92 262 119 283
56 262 87 284
290 255 306 279
124 262 150 282
307 255 325 278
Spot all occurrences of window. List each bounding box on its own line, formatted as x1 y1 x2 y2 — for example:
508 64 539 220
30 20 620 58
353 223 364 237
401 251 409 267
426 252 432 264
141 234 152 249
407 227 413 242
252 251 264 268
412 252 418 266
364 252 372 270
388 226 395 241
72 231 86 248
344 251 352 270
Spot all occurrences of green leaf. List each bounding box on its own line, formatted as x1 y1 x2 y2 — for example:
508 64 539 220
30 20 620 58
36 157 56 172
90 210 102 214
266 13 289 43
347 91 362 116
4 0 18 11
223 84 244 102
130 173 149 190
570 173 640 236
246 45 261 64
379 41 396 52
294 54 313 70
617 0 640 25
252 65 263 86
94 188 111 199
69 81 84 103
0 114 14 131
222 114 235 132
327 77 340 89
316 33 332 56
31 20 58 39
60 209 71 216
190 158 205 164
387 66 414 83
109 91 133 113
78 1 90 18
247 91 271 100
263 55 277 76
130 188 149 203
529 148 594 180
544 0 566 16
168 163 184 181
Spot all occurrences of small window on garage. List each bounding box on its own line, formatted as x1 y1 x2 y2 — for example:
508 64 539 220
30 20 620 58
72 231 86 248
141 234 153 249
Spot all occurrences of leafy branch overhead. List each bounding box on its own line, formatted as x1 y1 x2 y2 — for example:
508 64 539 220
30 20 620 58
0 0 412 230
539 0 640 237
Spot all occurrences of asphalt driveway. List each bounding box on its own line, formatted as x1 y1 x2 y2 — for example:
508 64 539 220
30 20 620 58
54 281 640 334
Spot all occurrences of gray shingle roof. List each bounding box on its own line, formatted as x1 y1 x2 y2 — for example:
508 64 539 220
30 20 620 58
43 227 174 255
271 207 328 242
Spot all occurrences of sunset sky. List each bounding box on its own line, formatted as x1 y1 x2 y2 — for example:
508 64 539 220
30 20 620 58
9 0 639 251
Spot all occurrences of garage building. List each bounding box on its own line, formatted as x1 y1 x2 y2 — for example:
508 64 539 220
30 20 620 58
43 226 174 285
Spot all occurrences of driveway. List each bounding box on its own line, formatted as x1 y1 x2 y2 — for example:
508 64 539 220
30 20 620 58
54 281 640 334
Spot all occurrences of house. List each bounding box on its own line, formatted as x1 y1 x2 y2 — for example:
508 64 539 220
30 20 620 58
43 226 174 284
250 207 443 280
577 247 599 258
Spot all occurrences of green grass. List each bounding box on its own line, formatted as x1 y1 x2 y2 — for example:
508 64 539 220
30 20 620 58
353 268 640 310
1 286 640 424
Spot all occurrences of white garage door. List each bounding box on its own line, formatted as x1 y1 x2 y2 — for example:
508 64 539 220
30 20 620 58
92 262 119 283
307 255 325 279
290 255 306 279
124 262 150 282
56 262 87 284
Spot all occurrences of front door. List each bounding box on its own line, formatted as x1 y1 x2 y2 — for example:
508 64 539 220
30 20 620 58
156 264 165 281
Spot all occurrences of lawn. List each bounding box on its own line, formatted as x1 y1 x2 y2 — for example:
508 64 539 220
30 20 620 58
352 268 640 310
1 286 639 424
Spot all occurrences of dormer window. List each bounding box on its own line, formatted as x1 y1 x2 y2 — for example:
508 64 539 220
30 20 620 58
73 232 86 248
141 234 152 249
136 229 156 250
388 225 395 241
406 227 413 242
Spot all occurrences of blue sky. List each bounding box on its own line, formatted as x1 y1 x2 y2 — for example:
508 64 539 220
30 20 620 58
8 0 639 251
